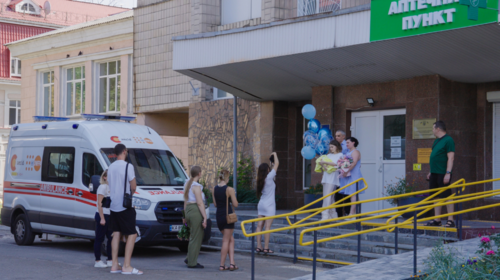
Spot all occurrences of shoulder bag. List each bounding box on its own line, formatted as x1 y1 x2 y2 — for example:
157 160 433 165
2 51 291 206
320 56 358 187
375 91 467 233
122 163 133 209
226 188 238 224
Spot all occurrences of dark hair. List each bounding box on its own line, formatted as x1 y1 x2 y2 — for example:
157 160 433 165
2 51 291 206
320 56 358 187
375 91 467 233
256 163 270 198
346 137 359 147
329 140 342 154
433 121 446 132
114 144 126 156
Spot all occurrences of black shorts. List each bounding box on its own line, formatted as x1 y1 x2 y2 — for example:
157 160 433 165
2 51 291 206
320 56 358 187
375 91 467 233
429 173 453 199
110 208 137 235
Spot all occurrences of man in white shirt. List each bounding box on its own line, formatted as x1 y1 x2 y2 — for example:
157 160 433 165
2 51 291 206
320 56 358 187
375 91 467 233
335 130 350 155
108 144 143 275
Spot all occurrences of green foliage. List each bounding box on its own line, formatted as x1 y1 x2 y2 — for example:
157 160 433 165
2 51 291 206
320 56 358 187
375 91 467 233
226 154 259 203
304 183 323 195
176 157 186 170
383 177 417 205
177 213 190 241
422 233 500 279
198 175 213 205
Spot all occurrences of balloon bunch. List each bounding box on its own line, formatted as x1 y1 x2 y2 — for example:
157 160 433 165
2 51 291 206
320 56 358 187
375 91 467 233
300 104 333 160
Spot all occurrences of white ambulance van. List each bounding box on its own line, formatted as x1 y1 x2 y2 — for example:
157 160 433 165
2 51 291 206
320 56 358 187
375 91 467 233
1 115 210 252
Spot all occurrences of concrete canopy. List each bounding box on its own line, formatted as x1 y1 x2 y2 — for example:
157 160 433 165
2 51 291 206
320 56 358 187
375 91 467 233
173 7 500 101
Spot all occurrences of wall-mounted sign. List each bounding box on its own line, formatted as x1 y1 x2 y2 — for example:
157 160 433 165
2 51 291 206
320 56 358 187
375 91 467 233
413 163 422 171
370 0 498 42
413 118 436 139
417 148 432 163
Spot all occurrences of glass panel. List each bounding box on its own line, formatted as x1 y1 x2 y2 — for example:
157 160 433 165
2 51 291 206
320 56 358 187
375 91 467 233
9 108 16 125
117 75 121 111
75 67 81 80
17 101 20 107
9 100 16 107
11 59 15 74
109 61 116 75
217 88 227 98
29 4 35 12
43 72 50 84
99 78 107 113
100 63 107 76
43 87 50 116
50 71 54 83
50 85 54 117
21 4 27 10
82 81 86 113
383 115 406 160
118 60 121 74
82 66 85 78
82 153 104 187
17 108 20 124
75 82 82 114
49 152 74 179
67 68 73 81
109 77 116 111
66 83 73 116
18 60 21 75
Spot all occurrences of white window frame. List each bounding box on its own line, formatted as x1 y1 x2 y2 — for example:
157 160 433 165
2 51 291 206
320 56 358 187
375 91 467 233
8 100 21 126
15 0 40 15
213 88 233 100
64 65 86 117
41 70 55 117
10 56 21 77
97 59 121 114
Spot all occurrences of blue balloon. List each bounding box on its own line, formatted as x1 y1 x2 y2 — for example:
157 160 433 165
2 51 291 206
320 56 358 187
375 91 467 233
307 119 321 133
301 146 316 160
304 132 319 148
315 143 329 156
302 104 316 120
320 134 334 147
317 128 332 140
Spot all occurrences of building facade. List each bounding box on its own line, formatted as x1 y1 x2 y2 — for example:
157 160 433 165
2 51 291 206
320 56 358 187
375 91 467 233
168 0 500 220
0 0 128 195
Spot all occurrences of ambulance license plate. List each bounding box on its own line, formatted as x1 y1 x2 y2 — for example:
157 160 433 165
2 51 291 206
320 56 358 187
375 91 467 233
170 225 182 232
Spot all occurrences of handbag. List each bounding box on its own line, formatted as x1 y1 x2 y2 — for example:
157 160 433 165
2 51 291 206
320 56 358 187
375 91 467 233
122 163 133 209
226 188 238 224
101 196 111 208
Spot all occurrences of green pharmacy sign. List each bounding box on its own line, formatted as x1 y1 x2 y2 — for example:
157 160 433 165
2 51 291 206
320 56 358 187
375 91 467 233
370 0 498 41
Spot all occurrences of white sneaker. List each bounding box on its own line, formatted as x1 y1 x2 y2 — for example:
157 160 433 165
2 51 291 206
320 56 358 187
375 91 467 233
106 261 122 267
94 261 108 268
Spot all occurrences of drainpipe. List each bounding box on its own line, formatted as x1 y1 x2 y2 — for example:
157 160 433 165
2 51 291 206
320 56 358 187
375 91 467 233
233 96 237 194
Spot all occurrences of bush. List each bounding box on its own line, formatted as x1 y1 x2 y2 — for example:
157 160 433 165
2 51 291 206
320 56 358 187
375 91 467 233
383 177 417 205
304 183 323 195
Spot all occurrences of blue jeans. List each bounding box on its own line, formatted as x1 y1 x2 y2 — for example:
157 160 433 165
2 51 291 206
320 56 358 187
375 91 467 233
94 212 112 261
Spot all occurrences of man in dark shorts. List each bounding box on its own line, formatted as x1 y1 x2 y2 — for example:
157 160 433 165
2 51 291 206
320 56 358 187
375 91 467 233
426 121 455 228
108 144 143 275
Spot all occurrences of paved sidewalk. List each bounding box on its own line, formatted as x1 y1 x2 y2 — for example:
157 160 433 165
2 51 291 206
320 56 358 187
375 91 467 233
290 237 482 280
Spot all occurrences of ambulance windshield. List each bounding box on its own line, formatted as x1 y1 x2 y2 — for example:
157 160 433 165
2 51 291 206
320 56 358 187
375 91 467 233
100 148 187 186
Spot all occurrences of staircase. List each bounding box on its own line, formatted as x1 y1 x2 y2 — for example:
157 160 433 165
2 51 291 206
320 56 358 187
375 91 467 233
205 210 458 268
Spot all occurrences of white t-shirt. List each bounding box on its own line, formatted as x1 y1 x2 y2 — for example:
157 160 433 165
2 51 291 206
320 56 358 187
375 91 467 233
109 160 136 212
321 153 343 185
185 181 203 203
96 183 110 215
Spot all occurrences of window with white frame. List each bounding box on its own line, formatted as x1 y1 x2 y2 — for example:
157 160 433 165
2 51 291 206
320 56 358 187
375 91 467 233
16 1 40 15
9 100 21 126
11 57 21 77
66 66 86 116
214 88 233 100
99 60 121 113
221 0 261 25
42 71 55 117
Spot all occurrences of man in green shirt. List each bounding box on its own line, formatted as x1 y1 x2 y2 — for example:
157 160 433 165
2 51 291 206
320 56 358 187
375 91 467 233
426 121 455 227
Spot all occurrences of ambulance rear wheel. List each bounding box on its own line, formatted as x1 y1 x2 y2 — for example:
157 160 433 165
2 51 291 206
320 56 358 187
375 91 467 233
13 214 36 246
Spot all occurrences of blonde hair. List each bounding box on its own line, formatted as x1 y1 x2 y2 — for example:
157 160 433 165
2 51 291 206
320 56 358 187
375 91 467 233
218 168 230 182
100 170 108 185
184 165 202 201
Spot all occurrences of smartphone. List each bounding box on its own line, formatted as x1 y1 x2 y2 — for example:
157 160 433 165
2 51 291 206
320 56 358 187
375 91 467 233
269 154 275 163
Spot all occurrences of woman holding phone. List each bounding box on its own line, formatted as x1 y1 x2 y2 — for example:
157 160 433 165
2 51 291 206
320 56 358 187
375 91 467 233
255 152 279 254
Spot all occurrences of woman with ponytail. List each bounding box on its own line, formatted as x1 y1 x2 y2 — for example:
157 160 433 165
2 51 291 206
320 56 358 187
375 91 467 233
211 168 239 271
255 152 279 254
183 165 207 269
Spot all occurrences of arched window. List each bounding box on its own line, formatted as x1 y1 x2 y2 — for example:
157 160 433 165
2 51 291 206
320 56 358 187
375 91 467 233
20 3 37 13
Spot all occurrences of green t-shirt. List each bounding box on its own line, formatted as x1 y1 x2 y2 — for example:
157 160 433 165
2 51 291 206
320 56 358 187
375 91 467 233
430 135 455 174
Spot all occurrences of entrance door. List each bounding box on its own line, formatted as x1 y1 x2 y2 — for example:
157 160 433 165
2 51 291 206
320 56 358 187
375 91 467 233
351 109 406 213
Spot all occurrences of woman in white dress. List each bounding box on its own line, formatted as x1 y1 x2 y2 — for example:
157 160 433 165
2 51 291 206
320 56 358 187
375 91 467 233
255 152 279 254
318 140 343 221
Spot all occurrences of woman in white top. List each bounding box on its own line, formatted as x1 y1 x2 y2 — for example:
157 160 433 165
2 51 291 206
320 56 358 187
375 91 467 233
256 152 279 254
94 170 114 268
182 165 207 269
318 140 344 221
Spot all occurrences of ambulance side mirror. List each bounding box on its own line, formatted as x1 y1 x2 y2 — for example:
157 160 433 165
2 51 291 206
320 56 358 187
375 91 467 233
90 175 101 194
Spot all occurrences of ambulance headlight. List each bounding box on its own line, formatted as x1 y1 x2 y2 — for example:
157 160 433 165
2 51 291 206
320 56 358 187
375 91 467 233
132 197 151 210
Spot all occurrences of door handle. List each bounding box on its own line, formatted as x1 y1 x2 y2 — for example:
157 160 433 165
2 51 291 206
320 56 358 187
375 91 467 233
378 157 383 173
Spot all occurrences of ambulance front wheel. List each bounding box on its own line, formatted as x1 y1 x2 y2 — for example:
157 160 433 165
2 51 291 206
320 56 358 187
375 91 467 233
13 214 36 246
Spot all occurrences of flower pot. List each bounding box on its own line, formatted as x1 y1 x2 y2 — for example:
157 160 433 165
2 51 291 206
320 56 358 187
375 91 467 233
397 196 432 219
304 194 323 210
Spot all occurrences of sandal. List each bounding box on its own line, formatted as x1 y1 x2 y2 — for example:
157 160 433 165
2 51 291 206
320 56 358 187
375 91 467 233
263 249 274 254
255 248 263 253
229 264 239 271
426 220 442 227
219 266 229 271
444 220 455 228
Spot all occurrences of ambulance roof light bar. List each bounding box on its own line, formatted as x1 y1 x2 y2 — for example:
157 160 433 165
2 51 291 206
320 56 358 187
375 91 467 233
81 114 136 123
33 116 70 122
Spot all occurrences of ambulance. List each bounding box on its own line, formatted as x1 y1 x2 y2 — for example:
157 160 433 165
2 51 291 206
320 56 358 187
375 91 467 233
0 115 210 252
